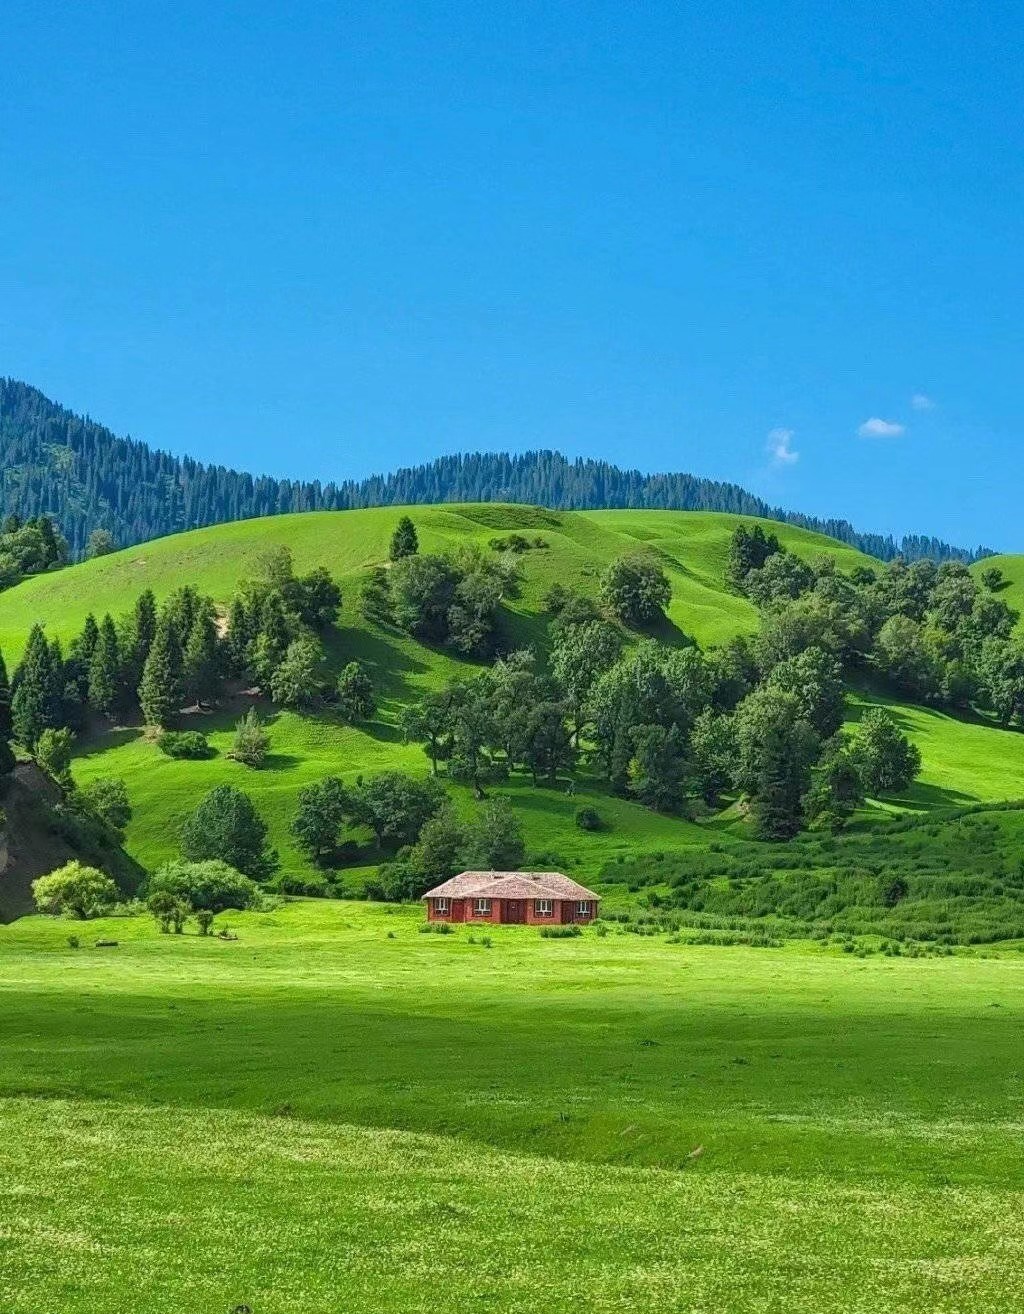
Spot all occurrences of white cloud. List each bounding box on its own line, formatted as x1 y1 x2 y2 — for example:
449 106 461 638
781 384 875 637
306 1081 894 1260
767 427 799 465
858 417 906 439
911 393 936 411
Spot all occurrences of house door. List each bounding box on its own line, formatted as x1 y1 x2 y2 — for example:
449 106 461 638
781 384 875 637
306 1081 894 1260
504 900 524 924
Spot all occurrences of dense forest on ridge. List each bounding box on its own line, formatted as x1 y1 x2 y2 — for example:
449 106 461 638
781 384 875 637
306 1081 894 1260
0 378 992 562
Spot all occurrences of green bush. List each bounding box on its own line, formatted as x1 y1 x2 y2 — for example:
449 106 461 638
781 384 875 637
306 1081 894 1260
32 862 118 919
272 870 332 897
574 806 603 832
148 860 259 914
157 730 212 760
539 924 582 939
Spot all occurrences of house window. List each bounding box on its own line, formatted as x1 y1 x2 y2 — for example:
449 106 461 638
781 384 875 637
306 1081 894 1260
474 899 491 915
434 898 449 914
577 901 591 917
535 900 553 916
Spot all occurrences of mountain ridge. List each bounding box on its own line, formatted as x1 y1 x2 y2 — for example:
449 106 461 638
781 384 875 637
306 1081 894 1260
0 377 993 563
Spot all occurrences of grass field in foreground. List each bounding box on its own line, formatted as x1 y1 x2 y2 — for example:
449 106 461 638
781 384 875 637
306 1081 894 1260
2 901 1024 1311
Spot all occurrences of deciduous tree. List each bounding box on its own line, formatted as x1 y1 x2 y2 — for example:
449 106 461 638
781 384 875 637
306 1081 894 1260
180 785 278 878
599 554 671 627
291 776 349 865
32 862 117 919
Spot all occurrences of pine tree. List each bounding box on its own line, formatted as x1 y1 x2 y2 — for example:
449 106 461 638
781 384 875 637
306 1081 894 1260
139 617 182 728
11 624 55 749
0 648 11 743
125 589 157 686
389 515 419 561
78 614 100 667
88 615 121 718
182 611 221 705
250 593 292 685
225 596 252 675
0 647 14 775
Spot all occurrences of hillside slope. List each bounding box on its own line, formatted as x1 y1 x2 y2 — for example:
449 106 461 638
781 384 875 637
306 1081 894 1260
0 505 1020 887
0 763 143 921
971 554 1024 628
0 503 874 661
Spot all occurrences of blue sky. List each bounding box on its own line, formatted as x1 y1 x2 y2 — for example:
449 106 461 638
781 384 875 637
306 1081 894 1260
1 2 1021 549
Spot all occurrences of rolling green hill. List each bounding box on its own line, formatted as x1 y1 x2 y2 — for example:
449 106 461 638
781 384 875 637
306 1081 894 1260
1 504 1022 888
971 553 1024 627
0 503 875 661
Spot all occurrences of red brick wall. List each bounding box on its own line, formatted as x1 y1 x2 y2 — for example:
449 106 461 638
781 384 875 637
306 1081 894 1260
525 899 558 925
427 896 599 924
427 898 467 922
464 898 500 923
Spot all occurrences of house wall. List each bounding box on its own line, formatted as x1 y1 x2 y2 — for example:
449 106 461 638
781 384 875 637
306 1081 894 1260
427 898 467 922
464 899 501 924
426 895 600 924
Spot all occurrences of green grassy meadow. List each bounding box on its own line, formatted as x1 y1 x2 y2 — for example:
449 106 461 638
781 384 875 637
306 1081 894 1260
971 552 1024 627
0 504 875 662
2 901 1024 1312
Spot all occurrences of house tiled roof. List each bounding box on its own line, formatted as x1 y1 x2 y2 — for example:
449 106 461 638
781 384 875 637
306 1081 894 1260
421 871 600 901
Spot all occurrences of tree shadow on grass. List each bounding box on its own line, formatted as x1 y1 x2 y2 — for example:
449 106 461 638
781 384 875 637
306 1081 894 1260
630 612 695 650
257 753 304 772
358 718 406 745
881 779 976 810
73 724 146 757
315 705 407 745
847 680 1024 736
324 625 431 688
499 606 550 658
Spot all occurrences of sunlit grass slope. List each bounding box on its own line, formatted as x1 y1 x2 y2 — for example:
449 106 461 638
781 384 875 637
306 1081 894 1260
0 503 874 662
2 506 1023 881
846 689 1024 807
971 552 1024 629
0 506 876 880
2 901 1024 1312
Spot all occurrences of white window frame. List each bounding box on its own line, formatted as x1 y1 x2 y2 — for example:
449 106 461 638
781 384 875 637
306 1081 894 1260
535 899 553 916
434 898 449 914
577 900 591 916
474 898 491 915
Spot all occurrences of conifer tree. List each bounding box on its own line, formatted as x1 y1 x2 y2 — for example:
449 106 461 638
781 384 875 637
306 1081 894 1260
45 637 68 729
182 611 221 705
250 593 292 684
225 596 252 675
163 586 201 644
139 616 182 728
389 515 419 561
88 615 121 718
78 614 100 667
11 624 55 749
0 647 14 775
125 589 157 687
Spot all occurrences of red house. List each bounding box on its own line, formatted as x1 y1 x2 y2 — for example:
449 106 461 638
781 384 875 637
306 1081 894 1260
422 871 601 925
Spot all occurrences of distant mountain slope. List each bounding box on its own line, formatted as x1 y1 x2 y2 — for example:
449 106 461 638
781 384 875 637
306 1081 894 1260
0 377 993 562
